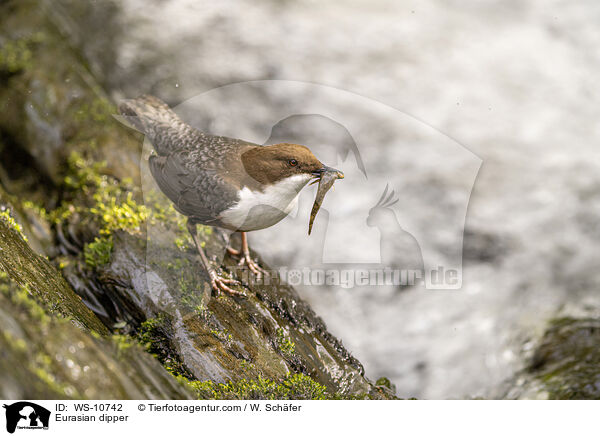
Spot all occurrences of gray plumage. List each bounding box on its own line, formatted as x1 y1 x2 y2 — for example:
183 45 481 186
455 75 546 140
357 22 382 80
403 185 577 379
119 95 256 227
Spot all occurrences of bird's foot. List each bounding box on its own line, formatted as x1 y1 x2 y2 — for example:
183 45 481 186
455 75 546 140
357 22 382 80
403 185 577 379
187 220 245 298
210 271 245 297
237 252 266 279
226 244 266 279
226 232 266 280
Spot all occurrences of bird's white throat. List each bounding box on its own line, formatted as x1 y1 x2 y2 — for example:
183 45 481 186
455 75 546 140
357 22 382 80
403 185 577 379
220 174 312 231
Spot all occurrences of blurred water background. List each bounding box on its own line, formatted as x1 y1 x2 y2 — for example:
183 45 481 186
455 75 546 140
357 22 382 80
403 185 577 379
57 0 600 398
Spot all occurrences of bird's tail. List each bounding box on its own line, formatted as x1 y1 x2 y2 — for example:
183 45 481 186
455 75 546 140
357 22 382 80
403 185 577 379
118 95 186 153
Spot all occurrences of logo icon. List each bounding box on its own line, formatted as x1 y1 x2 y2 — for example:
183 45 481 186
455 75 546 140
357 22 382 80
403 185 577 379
2 402 50 434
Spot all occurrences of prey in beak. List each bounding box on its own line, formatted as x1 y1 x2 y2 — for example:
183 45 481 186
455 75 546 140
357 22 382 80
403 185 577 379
309 165 344 185
308 165 345 234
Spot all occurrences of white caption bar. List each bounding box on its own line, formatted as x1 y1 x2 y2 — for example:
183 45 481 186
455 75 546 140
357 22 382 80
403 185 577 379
0 400 594 436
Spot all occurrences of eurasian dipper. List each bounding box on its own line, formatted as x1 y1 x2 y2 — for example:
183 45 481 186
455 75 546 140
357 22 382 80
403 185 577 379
119 95 343 296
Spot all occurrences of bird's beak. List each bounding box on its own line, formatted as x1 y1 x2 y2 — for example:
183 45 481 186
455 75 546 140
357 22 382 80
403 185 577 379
312 165 344 179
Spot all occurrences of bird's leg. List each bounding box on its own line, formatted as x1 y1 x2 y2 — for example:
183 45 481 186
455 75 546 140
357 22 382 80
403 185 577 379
226 244 241 256
218 229 240 255
187 220 244 297
234 232 266 278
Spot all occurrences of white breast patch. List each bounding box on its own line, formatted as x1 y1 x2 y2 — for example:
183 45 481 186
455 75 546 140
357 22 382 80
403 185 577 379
219 174 312 231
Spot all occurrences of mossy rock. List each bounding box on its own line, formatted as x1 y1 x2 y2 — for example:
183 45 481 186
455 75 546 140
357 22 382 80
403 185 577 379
0 272 193 399
183 373 330 400
0 206 108 335
0 0 142 188
503 317 600 399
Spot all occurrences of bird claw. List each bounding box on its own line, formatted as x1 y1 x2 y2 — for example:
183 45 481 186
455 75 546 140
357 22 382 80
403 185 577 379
238 254 266 279
226 244 266 279
210 273 245 297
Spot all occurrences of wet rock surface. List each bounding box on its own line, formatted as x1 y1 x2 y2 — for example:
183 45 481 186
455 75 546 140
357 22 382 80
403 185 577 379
0 270 193 400
0 0 393 399
0 199 108 335
89 229 377 396
502 318 600 400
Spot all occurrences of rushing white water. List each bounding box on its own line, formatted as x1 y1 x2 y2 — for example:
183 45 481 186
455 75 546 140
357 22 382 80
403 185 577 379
103 0 600 398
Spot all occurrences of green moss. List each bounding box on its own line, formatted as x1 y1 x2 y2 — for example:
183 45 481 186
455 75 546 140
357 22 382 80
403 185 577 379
0 208 28 242
182 373 329 400
210 328 233 345
278 373 328 399
111 334 137 358
1 330 74 398
0 216 109 334
2 330 27 353
194 303 209 318
138 316 165 349
174 235 192 251
49 151 150 272
56 151 210 258
83 236 113 268
528 317 600 399
160 257 211 312
21 200 49 222
276 327 296 357
137 315 193 378
178 275 199 308
55 152 214 262
0 281 50 325
375 376 397 395
0 33 44 73
0 276 78 396
90 189 148 236
31 351 79 398
73 97 116 123
164 257 191 271
59 151 149 235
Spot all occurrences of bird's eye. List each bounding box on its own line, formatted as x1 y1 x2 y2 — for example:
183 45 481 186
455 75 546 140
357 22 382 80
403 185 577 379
288 159 298 167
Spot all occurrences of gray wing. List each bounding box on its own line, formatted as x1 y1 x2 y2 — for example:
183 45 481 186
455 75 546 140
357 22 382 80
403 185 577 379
122 95 260 223
149 152 239 224
119 95 256 158
119 95 196 155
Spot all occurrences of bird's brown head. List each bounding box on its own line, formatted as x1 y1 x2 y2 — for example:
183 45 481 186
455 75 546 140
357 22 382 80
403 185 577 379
241 143 343 185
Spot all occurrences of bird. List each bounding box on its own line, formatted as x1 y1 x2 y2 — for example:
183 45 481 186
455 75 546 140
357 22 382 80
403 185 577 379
119 95 344 296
